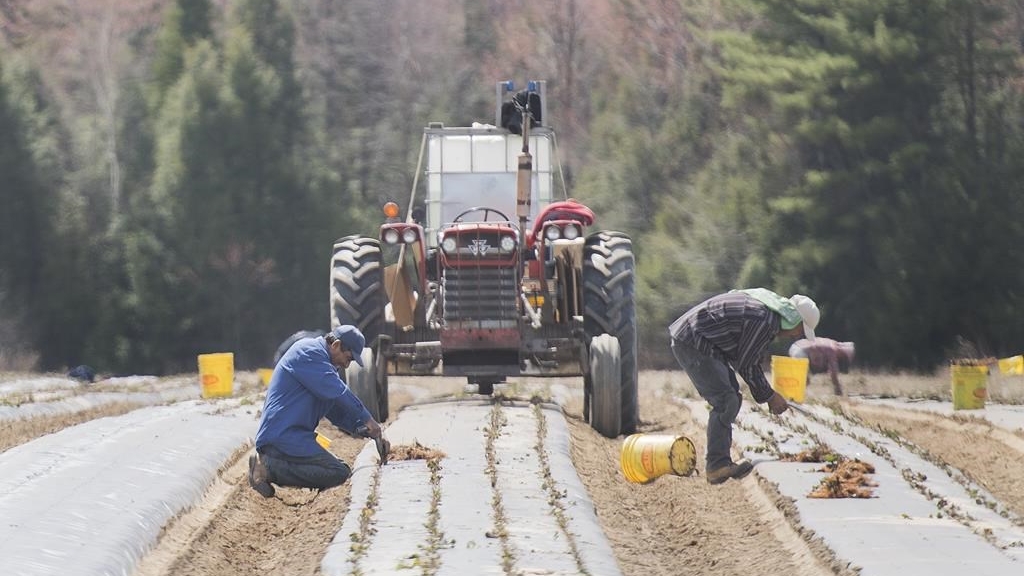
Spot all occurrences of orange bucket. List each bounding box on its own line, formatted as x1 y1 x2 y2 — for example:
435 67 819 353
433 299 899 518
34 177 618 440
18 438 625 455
620 434 697 484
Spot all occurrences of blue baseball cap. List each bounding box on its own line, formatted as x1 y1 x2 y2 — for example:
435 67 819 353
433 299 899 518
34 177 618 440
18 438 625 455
331 325 366 366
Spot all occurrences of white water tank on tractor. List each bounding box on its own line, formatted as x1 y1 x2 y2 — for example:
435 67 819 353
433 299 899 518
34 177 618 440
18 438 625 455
422 81 556 247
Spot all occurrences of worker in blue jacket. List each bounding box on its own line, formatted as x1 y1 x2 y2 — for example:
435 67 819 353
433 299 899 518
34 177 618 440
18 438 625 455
248 325 387 498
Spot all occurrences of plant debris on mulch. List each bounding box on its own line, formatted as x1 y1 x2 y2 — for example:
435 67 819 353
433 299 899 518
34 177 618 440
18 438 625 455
780 446 877 498
809 459 877 499
780 446 838 464
388 440 446 462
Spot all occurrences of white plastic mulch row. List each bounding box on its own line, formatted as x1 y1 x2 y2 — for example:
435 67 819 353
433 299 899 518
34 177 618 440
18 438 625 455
0 375 84 396
0 400 256 576
0 375 190 397
860 397 1024 432
0 389 200 422
322 400 622 576
0 375 202 421
684 398 1024 576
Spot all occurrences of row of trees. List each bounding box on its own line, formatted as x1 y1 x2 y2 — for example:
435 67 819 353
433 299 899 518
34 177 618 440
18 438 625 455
2 0 1024 373
0 0 364 372
581 0 1024 369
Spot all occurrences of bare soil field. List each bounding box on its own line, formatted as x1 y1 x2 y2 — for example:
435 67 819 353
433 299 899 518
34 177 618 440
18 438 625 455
3 368 1024 575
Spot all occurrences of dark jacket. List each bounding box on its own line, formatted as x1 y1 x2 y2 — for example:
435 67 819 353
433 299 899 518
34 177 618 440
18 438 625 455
669 292 781 403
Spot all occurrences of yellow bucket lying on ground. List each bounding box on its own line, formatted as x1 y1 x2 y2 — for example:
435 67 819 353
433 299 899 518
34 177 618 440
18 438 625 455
771 355 809 403
951 364 987 410
198 352 234 398
620 434 697 484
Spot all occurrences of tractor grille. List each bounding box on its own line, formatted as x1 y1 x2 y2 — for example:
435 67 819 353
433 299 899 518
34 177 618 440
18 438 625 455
444 230 513 258
443 267 518 321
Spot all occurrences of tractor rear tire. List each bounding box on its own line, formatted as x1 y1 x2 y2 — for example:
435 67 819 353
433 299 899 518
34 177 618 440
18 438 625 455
273 329 325 366
347 348 388 423
583 231 639 434
330 235 384 342
589 334 622 438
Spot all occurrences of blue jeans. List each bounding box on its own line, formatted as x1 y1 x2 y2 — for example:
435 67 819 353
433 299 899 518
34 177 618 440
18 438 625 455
258 444 352 490
671 339 742 471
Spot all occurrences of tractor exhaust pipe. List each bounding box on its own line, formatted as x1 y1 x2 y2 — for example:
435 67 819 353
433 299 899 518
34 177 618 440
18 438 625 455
514 82 537 278
516 131 532 246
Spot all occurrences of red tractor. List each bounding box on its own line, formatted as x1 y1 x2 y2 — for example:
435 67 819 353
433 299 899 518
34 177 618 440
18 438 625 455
330 81 637 437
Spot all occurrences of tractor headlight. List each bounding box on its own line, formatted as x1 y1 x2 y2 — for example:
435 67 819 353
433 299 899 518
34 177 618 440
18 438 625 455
500 235 516 252
402 228 418 244
562 224 581 240
383 229 400 244
441 236 458 253
544 225 561 241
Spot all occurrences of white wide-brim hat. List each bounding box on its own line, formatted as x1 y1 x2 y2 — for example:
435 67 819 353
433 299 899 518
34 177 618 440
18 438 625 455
789 294 819 341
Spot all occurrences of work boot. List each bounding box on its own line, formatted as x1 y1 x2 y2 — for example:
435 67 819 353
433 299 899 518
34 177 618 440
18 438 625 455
706 459 754 485
248 453 275 498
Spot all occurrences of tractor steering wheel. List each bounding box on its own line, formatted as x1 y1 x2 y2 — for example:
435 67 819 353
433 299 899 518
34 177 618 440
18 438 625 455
453 206 512 223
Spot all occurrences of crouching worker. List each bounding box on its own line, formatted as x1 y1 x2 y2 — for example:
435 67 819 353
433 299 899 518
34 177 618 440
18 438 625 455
248 325 388 498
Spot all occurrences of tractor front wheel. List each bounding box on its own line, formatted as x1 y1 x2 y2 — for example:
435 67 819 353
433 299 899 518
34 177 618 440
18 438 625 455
589 334 622 438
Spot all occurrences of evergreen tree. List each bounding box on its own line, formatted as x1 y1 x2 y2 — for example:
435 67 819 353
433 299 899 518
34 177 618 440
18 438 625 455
130 0 347 370
150 0 215 113
718 0 1023 368
933 0 1024 358
0 54 53 359
0 52 95 371
572 0 734 365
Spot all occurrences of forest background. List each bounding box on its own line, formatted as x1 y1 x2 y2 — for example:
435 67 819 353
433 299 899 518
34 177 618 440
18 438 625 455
2 0 1024 375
